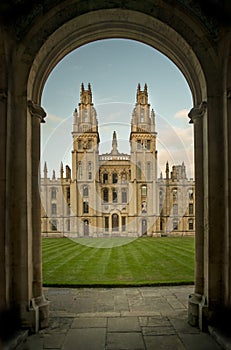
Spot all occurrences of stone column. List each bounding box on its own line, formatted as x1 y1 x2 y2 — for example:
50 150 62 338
188 101 207 329
28 100 49 328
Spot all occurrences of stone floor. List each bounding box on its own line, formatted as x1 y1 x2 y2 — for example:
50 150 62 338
15 285 223 350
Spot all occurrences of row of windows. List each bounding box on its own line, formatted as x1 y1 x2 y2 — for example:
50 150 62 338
136 139 151 150
102 188 127 203
104 214 126 232
159 203 194 215
78 162 93 180
50 219 70 231
160 218 194 231
159 189 194 201
50 187 70 200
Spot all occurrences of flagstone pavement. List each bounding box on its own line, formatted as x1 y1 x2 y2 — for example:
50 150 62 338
14 285 223 350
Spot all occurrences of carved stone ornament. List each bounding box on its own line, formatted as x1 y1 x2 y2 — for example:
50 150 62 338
188 101 207 124
28 100 46 123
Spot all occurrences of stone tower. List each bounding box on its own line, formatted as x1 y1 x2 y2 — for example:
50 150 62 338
129 83 158 234
70 83 100 235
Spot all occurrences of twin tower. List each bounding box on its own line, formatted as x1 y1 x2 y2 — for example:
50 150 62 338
70 83 158 236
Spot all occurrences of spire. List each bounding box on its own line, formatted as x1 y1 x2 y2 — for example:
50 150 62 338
52 170 56 180
165 161 169 179
60 161 64 179
81 82 84 93
88 83 91 92
144 83 147 92
111 131 118 155
44 161 48 179
73 108 78 124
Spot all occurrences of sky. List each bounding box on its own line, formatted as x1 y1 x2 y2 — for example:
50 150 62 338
41 38 194 179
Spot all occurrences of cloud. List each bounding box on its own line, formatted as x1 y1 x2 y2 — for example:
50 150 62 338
174 109 189 120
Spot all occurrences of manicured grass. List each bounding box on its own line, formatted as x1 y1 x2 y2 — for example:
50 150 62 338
42 236 195 286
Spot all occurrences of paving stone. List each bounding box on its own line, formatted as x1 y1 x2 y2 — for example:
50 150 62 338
169 317 200 334
139 316 171 327
179 333 223 350
144 334 185 350
108 316 141 332
62 328 106 350
142 325 176 336
106 332 145 349
43 333 65 348
71 317 107 328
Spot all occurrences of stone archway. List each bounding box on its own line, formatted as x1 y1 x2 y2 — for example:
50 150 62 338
2 1 230 334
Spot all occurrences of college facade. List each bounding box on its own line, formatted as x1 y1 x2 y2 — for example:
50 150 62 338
41 84 195 237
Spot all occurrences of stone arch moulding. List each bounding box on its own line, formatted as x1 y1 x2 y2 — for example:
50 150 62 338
25 7 211 331
27 9 207 105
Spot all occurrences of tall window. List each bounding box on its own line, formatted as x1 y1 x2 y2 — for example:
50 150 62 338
112 173 118 184
159 189 163 201
141 185 147 196
113 188 118 203
83 201 89 214
189 203 194 215
137 161 141 180
140 109 144 122
105 217 109 232
78 140 82 149
66 187 70 201
83 185 88 197
188 218 194 230
147 161 151 180
173 204 178 215
103 173 108 184
51 219 57 231
137 140 141 150
88 162 92 180
189 189 193 200
147 140 151 150
51 203 57 215
122 188 127 203
67 204 70 215
122 217 126 232
78 162 82 179
87 140 92 149
103 188 109 203
51 187 56 199
173 219 178 230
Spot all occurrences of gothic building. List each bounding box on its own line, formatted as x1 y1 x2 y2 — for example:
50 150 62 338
41 83 195 237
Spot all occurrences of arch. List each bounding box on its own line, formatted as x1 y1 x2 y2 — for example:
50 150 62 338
7 1 228 333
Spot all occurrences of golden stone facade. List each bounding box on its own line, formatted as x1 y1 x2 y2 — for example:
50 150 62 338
41 84 195 237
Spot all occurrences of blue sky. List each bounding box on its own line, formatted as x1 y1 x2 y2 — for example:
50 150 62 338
41 39 194 178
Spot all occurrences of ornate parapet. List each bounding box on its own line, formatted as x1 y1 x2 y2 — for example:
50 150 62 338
28 100 46 123
188 101 207 124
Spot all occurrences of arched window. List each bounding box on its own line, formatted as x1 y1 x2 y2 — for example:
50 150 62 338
67 219 70 231
103 188 108 203
159 189 163 201
83 185 88 197
142 201 147 213
78 140 82 149
104 217 109 232
51 187 56 199
112 214 119 231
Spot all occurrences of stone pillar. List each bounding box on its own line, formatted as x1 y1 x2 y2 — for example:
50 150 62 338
188 101 207 329
28 101 49 329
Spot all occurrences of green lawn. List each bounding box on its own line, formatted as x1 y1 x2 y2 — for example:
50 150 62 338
42 236 195 286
